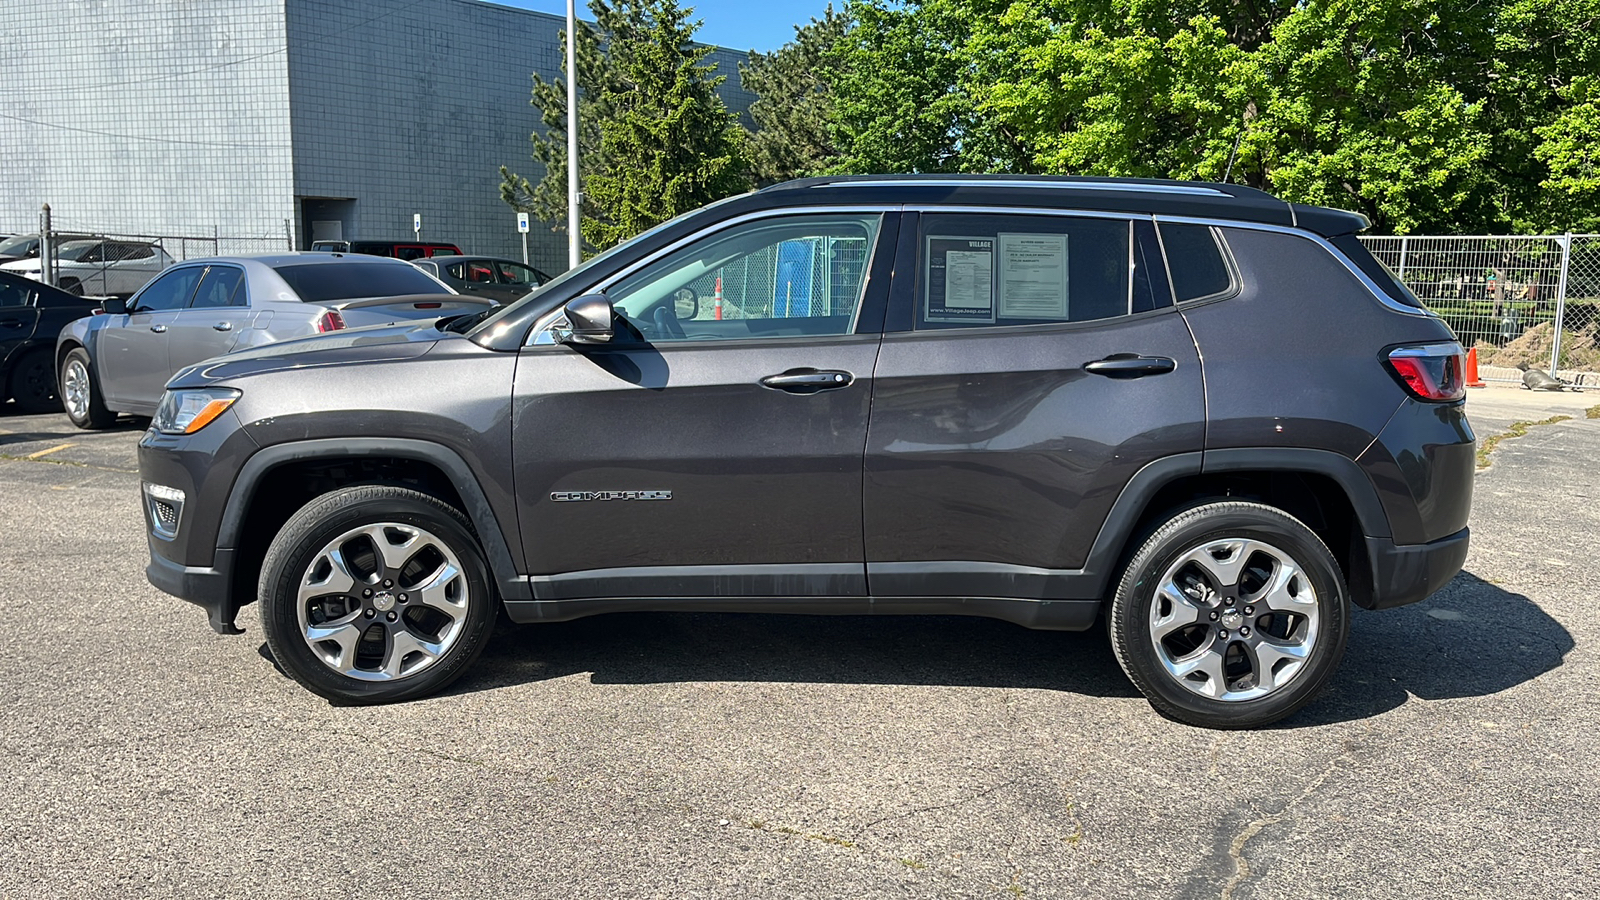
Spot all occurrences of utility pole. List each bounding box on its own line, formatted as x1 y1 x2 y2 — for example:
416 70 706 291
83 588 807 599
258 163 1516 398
566 0 581 269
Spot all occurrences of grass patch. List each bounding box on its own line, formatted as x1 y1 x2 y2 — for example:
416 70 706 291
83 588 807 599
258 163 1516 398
899 858 926 870
1476 414 1572 469
1588 403 1600 419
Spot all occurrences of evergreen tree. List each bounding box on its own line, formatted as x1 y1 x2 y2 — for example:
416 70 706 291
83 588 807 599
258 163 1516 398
739 6 849 185
500 0 750 255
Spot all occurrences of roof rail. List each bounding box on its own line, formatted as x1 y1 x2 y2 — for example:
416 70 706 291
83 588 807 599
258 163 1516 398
761 174 1234 198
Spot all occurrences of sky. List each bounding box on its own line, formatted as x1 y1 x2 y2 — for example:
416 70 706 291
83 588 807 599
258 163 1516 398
488 0 833 53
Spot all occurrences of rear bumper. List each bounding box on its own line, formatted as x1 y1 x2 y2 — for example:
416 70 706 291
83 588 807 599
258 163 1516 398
146 544 242 634
1363 527 1469 610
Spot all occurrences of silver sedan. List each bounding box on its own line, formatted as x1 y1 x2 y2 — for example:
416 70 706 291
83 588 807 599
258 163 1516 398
55 252 497 429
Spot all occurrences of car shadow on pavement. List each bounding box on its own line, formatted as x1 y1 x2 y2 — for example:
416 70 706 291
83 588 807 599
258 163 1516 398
0 406 146 442
454 569 1570 721
461 610 1144 699
1293 570 1572 727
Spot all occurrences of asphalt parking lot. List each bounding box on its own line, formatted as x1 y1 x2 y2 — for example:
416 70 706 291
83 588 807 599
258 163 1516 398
1 387 1596 899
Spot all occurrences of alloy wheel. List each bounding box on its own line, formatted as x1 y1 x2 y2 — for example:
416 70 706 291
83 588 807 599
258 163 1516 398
62 358 91 421
1149 538 1320 702
295 522 471 681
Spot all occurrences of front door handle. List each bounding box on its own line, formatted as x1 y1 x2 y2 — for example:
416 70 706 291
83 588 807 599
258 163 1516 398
1083 354 1176 379
213 322 233 332
0 318 24 329
759 368 855 393
149 323 167 333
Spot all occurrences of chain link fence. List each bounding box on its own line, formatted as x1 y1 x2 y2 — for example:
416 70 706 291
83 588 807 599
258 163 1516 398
1362 234 1600 386
676 235 872 322
6 208 292 297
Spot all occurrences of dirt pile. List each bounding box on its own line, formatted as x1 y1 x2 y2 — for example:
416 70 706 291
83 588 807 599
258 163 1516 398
1478 322 1600 373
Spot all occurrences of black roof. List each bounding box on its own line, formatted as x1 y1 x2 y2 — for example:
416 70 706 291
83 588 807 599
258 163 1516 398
753 174 1369 237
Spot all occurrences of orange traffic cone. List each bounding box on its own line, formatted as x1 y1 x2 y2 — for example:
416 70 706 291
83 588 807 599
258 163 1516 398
714 275 723 320
1465 347 1487 388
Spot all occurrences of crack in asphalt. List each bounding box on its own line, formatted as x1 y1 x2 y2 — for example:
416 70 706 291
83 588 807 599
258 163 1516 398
1218 737 1362 900
858 777 1020 834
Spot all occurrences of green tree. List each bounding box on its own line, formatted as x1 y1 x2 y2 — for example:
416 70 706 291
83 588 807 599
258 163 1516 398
501 0 750 254
739 5 850 184
831 0 1600 234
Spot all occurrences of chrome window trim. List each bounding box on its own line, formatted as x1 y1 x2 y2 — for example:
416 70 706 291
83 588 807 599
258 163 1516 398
525 205 899 347
844 179 1230 197
1152 214 1437 318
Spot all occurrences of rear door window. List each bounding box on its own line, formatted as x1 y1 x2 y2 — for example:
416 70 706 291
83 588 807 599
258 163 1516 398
1158 223 1235 303
913 213 1160 329
189 265 247 308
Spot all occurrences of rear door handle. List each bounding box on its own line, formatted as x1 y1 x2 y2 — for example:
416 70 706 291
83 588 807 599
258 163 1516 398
149 323 167 333
1082 354 1176 379
759 368 855 393
0 318 24 329
213 322 233 331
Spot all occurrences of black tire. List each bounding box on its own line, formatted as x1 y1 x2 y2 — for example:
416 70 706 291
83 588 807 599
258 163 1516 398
1108 501 1350 729
59 278 82 296
258 485 498 704
58 347 115 429
8 348 61 413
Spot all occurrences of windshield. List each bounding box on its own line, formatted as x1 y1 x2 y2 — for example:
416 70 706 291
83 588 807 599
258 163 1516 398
55 241 101 261
466 192 749 340
0 235 38 257
273 262 451 303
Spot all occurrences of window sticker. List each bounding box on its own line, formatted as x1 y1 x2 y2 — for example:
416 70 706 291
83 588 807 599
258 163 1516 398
998 232 1069 320
925 236 995 323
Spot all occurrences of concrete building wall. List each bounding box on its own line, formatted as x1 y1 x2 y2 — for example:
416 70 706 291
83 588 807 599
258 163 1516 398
1 0 757 273
286 0 757 273
0 0 295 245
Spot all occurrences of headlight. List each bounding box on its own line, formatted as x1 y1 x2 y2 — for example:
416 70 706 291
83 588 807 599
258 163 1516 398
153 388 240 435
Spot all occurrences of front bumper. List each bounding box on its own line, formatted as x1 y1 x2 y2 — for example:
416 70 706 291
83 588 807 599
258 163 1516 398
1363 527 1470 610
146 544 243 634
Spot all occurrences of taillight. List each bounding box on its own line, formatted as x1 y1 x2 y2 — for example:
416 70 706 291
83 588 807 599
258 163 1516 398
1385 342 1465 402
316 310 346 332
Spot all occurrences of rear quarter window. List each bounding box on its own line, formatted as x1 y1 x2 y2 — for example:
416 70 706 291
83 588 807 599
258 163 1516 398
1159 223 1235 302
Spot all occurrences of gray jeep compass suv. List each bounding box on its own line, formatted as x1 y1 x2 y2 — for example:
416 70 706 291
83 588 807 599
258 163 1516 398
139 176 1473 728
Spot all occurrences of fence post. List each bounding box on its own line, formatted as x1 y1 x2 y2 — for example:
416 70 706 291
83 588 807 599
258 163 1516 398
284 218 293 251
1397 236 1409 283
38 203 53 287
1550 232 1572 377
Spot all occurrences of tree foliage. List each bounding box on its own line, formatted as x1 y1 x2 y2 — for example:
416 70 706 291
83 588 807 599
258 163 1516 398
739 6 850 185
829 0 1600 233
501 0 749 254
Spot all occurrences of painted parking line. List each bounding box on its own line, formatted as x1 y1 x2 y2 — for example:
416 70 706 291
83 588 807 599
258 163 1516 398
24 442 75 459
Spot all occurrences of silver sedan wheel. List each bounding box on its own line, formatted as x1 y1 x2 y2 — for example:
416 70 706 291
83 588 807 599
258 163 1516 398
1149 538 1321 702
62 358 90 421
295 522 472 682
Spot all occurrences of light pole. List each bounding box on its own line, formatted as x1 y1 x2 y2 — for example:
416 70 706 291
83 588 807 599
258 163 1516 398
566 0 581 269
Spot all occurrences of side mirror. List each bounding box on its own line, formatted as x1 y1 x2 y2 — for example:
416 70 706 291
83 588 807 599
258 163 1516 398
100 297 128 315
557 294 614 344
673 287 699 321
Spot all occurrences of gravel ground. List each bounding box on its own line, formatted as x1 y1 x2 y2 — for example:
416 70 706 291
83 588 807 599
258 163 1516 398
0 394 1594 899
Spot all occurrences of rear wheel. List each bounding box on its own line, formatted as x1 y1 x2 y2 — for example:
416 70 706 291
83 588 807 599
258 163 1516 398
258 485 497 704
8 349 60 413
59 348 115 429
1109 501 1350 729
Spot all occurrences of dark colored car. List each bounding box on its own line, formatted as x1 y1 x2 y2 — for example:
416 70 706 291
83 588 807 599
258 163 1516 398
0 270 99 412
138 175 1473 728
411 255 551 303
309 240 463 260
56 253 493 429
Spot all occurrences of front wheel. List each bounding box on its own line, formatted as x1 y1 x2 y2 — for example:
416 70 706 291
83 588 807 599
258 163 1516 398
1108 501 1350 729
258 485 498 704
59 348 115 428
